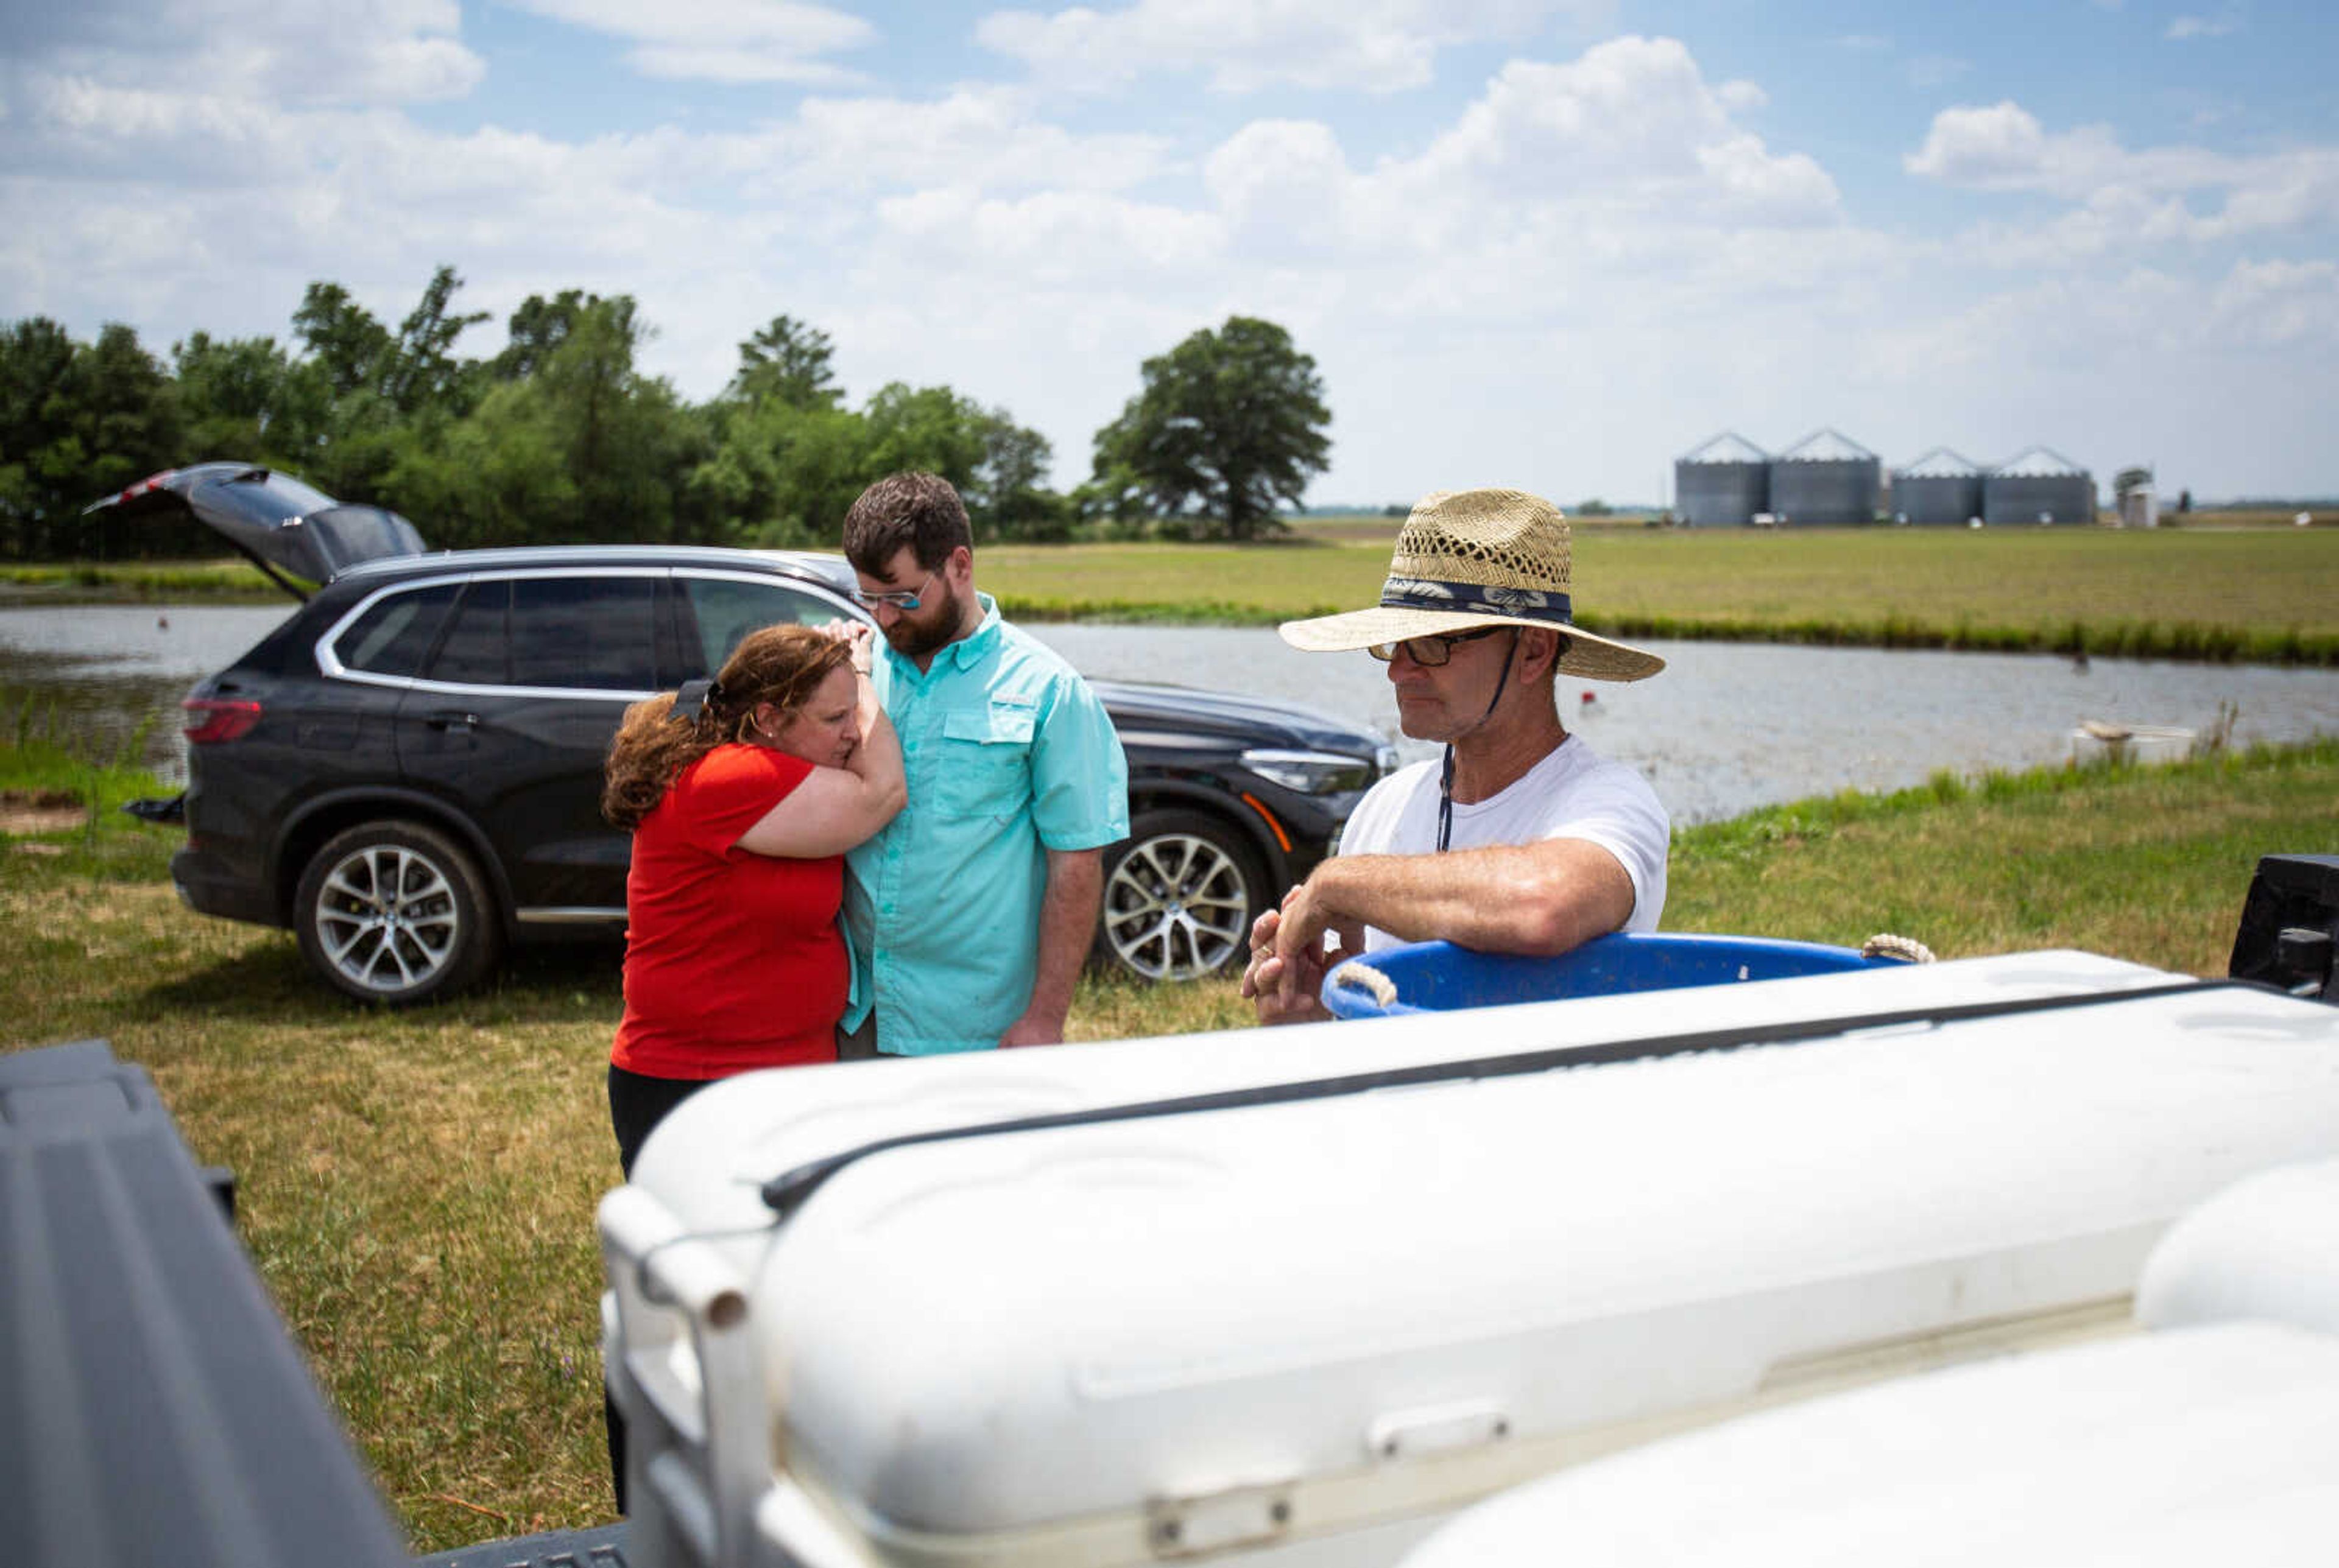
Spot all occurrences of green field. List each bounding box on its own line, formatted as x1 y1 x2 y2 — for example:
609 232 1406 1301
11 521 2338 663
981 524 2339 663
5 733 2334 1551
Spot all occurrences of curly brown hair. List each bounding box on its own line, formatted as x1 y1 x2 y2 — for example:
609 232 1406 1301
601 624 853 830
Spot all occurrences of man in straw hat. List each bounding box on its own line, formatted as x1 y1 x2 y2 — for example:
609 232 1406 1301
1241 487 1670 1024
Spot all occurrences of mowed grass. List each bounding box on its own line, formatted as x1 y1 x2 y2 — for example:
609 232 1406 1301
1665 740 2339 979
983 525 2339 662
0 764 1253 1549
5 735 2334 1552
14 522 2339 662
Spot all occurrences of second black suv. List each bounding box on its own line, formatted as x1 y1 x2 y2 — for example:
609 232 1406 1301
99 464 1397 1004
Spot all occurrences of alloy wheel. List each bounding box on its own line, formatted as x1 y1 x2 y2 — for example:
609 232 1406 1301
311 843 464 996
1102 830 1253 982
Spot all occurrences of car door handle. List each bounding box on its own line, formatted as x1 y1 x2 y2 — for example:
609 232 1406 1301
425 711 481 731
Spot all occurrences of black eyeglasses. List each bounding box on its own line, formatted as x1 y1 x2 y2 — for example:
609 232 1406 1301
850 570 938 611
1366 627 1508 667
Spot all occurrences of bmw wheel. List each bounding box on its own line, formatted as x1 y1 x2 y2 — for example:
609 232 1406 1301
1097 809 1267 983
295 820 501 1005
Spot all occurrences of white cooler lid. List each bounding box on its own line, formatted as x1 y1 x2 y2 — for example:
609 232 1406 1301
1396 1321 2339 1567
628 954 2339 1538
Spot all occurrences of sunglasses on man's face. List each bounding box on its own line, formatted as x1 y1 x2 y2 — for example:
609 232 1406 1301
849 570 939 612
1366 626 1508 667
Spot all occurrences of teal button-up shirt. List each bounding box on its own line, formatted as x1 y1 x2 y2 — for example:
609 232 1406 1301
843 594 1130 1054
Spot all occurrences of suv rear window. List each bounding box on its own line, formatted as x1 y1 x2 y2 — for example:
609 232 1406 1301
424 575 663 692
335 582 459 677
679 575 847 674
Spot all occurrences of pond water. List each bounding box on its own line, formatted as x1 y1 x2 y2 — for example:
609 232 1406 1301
1032 625 2339 823
2 604 2335 825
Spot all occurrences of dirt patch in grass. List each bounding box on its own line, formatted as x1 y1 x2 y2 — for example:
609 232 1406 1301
0 788 86 834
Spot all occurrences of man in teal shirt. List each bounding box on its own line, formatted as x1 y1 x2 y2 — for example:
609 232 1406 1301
838 472 1131 1054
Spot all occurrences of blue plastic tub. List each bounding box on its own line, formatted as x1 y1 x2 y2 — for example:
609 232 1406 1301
1321 932 1893 1019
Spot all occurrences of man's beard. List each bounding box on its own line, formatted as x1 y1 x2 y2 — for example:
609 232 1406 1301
883 579 962 659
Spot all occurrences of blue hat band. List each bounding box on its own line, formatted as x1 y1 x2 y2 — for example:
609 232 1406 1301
1381 575 1573 624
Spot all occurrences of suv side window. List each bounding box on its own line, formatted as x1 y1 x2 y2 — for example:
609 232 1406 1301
510 576 661 691
424 575 664 692
679 576 850 673
428 579 511 687
336 582 459 676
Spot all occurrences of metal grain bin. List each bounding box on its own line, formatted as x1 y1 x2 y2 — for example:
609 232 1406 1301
1984 447 2096 526
1769 429 1881 525
1890 448 1984 526
1675 433 1769 527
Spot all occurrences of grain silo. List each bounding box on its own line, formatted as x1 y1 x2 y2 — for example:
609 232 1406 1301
1983 447 2096 526
1769 429 1882 525
1890 448 1984 526
1675 433 1769 527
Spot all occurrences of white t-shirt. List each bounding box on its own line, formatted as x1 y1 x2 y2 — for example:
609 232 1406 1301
1336 734 1670 951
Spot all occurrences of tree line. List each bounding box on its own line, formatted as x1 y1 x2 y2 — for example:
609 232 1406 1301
0 266 1332 561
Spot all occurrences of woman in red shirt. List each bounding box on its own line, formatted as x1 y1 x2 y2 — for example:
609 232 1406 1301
600 622 904 1175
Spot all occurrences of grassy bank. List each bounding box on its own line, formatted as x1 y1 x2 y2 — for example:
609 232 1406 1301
1 692 163 831
2 737 2335 1552
3 557 288 602
12 524 2339 663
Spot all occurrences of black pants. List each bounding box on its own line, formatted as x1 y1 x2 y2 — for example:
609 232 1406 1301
607 1064 718 1180
604 1065 721 1514
600 1038 889 1512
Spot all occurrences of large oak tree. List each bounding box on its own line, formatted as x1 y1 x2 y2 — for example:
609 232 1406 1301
1091 315 1331 539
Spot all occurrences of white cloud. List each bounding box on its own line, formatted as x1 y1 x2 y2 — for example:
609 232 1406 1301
875 187 1223 284
2167 13 2238 41
2208 257 2339 346
1205 119 1355 251
1860 258 2339 441
772 88 1173 195
1908 100 2339 256
866 33 1847 325
976 0 1605 94
1905 101 2060 188
0 0 482 107
504 0 875 83
1393 38 1839 227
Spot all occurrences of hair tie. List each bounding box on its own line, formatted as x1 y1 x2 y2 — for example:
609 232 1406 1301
669 678 718 722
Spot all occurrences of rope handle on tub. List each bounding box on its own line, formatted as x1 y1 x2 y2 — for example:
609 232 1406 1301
1861 933 1937 964
1329 959 1399 1007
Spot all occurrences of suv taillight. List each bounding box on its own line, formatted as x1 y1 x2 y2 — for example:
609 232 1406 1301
183 697 261 744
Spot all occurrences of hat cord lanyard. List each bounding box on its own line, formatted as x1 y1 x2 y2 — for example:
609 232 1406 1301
1436 635 1519 853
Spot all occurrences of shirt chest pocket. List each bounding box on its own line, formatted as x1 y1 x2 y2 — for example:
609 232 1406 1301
932 703 1035 818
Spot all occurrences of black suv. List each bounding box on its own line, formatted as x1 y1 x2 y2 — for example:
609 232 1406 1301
98 464 1397 1004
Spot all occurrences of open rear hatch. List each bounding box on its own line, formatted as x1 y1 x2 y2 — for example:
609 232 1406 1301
83 462 426 602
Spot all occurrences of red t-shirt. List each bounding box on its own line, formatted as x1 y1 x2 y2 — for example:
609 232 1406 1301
612 744 845 1078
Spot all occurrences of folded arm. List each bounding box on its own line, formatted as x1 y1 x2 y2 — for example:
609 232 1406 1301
1247 837 1637 1022
733 673 906 859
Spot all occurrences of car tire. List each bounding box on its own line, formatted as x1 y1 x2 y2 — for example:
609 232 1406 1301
295 820 502 1006
1097 808 1268 983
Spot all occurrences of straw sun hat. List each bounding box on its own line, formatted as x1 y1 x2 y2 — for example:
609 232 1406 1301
1279 488 1665 682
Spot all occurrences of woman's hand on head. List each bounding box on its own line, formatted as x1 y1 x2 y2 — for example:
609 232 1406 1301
822 618 877 675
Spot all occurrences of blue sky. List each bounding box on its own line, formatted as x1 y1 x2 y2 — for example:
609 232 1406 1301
4 0 2335 506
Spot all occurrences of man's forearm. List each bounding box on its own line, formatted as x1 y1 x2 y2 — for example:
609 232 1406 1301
1306 838 1635 956
1012 848 1104 1042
